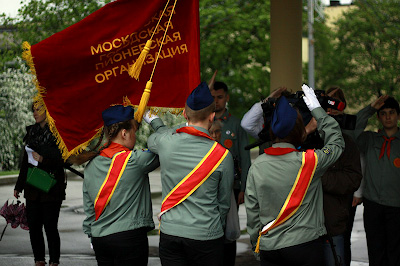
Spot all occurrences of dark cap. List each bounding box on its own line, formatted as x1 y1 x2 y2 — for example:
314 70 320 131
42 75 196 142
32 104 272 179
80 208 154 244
271 96 298 139
186 82 214 110
378 97 399 114
102 105 134 127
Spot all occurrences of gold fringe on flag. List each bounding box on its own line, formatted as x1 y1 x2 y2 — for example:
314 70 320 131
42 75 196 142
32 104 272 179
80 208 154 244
22 41 182 159
123 96 134 107
22 41 103 160
128 0 171 80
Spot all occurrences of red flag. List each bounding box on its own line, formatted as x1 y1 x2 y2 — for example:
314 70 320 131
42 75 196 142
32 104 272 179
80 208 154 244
23 0 200 159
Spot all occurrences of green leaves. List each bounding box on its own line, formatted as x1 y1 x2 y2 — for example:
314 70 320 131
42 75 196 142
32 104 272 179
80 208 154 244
199 0 271 116
317 0 400 108
0 58 35 170
0 0 111 69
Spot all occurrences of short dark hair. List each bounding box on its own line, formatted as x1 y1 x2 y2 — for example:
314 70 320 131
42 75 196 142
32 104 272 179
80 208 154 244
378 96 400 115
213 81 228 92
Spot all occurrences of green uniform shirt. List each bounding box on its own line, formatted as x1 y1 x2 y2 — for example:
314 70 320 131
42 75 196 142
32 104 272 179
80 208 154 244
348 105 400 207
82 148 159 237
245 107 345 251
147 118 234 241
217 109 251 191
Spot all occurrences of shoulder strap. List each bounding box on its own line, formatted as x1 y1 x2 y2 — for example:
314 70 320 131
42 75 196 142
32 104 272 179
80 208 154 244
94 150 132 220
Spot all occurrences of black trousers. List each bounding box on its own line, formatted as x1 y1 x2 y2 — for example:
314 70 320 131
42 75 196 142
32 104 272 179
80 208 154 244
159 232 224 266
91 228 149 266
26 199 62 264
223 241 236 266
363 198 400 266
259 237 324 266
343 203 357 266
223 188 240 266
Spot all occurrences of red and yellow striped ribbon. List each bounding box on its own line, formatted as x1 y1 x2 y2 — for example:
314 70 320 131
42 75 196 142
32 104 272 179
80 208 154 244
94 151 132 220
158 142 228 219
255 149 318 253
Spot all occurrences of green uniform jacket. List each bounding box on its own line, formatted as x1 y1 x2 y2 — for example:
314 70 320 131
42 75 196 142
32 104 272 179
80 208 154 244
217 110 251 191
245 107 344 251
82 147 159 238
348 105 400 207
147 118 234 241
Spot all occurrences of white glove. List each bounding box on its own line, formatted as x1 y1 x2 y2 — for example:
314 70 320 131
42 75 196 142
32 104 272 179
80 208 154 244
302 84 321 111
143 110 159 124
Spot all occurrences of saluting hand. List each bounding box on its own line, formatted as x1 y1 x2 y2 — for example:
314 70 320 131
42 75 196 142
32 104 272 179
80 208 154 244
302 84 321 111
371 95 389 110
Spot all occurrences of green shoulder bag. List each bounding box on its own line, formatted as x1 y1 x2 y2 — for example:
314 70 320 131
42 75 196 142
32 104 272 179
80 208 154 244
27 167 57 193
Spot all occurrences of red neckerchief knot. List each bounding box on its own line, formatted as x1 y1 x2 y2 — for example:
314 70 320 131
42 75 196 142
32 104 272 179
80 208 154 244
176 126 214 141
264 147 298 155
379 136 395 159
100 142 130 158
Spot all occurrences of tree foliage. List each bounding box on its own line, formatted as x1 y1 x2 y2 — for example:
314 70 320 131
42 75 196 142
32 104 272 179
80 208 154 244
0 58 35 170
199 0 271 117
303 13 337 91
316 0 400 108
2 0 399 170
0 0 112 69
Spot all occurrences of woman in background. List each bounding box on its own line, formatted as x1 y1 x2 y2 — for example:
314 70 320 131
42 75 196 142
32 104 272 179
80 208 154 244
14 103 66 266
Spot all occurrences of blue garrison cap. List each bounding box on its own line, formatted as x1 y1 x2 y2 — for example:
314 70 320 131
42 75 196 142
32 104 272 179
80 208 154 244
186 82 214 110
271 96 298 139
102 105 134 127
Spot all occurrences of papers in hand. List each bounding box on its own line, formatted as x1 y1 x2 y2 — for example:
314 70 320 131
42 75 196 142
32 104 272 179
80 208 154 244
25 146 38 166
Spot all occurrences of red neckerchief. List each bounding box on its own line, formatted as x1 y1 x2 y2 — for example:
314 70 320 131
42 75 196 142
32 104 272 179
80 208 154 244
176 126 214 141
264 147 298 155
379 136 395 159
100 142 130 158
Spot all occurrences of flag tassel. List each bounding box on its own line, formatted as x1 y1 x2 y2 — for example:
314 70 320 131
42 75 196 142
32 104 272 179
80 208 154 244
134 81 153 123
129 40 153 80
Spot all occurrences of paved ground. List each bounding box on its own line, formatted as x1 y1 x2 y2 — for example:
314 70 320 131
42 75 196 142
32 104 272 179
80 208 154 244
0 150 369 265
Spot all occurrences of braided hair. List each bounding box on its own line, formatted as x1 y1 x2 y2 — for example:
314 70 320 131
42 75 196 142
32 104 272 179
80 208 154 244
68 119 138 165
